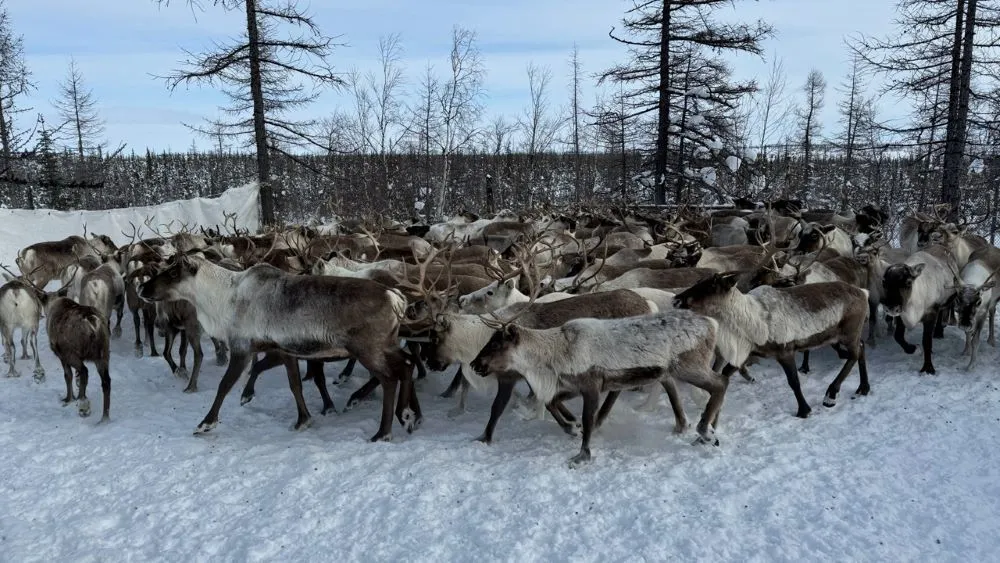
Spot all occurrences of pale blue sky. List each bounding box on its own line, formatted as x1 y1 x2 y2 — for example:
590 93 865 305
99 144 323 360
8 0 899 152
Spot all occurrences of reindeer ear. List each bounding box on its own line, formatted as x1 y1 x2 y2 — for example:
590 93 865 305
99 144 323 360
503 278 516 289
910 263 926 277
819 224 837 234
503 324 520 341
983 281 996 291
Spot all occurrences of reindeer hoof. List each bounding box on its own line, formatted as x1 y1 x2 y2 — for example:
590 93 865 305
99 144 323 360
563 422 582 437
823 395 837 408
61 396 74 405
173 367 189 380
400 408 418 433
919 364 936 375
369 432 392 443
112 327 122 339
795 406 812 418
215 354 228 367
693 435 720 446
5 370 20 378
855 385 870 397
673 423 688 435
568 450 592 468
292 417 312 431
439 388 457 399
134 349 143 359
798 367 810 375
239 393 254 406
447 406 465 419
32 368 44 383
97 415 110 424
343 398 359 412
902 344 917 355
194 421 218 434
321 403 337 416
183 384 197 394
78 399 92 418
474 433 493 444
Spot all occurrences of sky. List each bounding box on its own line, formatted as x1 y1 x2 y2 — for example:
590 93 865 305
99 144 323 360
7 0 902 153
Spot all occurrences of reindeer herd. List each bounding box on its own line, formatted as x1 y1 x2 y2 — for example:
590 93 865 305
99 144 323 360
1 200 995 466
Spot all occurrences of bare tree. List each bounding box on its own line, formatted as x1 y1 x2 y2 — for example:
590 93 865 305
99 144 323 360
519 62 563 206
432 26 485 217
53 58 105 160
0 0 34 176
568 44 584 201
797 69 826 203
834 55 866 211
157 0 345 225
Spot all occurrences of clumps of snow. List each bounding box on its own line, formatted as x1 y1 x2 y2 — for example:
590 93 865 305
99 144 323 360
745 148 760 161
700 166 718 186
970 158 985 174
414 200 425 211
688 114 706 126
706 137 724 151
725 155 741 172
687 86 710 98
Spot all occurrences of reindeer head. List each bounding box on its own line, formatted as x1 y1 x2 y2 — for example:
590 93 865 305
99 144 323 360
458 278 517 314
138 256 200 303
953 283 994 331
928 222 963 247
882 263 926 316
794 223 836 253
469 324 521 378
672 272 740 311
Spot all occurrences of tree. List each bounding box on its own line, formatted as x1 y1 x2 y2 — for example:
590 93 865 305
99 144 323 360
518 62 563 206
568 44 584 201
601 0 772 204
834 56 867 211
431 26 484 217
157 0 345 225
796 69 826 203
53 58 105 160
851 0 1000 220
0 0 34 177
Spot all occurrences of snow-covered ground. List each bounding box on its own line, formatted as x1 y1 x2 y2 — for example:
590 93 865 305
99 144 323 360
2 316 999 561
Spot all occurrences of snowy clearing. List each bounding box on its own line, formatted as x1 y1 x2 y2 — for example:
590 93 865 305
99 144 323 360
1 318 999 561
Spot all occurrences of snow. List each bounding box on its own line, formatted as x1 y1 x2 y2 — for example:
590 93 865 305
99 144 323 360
745 148 760 161
2 212 1000 560
725 155 742 172
970 158 985 174
701 166 718 186
414 200 425 211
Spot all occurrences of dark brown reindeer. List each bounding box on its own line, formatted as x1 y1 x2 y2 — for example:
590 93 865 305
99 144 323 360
138 254 418 441
46 291 113 422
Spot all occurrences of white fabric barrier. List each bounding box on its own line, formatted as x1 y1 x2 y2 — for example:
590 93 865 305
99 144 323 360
0 182 260 264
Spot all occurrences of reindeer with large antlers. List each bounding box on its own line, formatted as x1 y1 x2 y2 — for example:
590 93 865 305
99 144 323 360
952 246 1000 370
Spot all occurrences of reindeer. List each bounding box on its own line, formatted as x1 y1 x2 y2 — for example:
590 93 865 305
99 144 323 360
16 236 98 288
46 293 112 422
792 223 854 257
138 255 417 441
79 260 126 338
60 255 103 302
154 299 208 393
469 308 726 466
0 278 45 381
124 264 161 357
673 273 870 419
882 245 958 374
952 247 1000 370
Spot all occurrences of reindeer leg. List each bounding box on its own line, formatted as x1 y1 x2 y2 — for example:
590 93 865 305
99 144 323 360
132 309 143 357
3 332 18 378
933 306 947 339
143 308 159 356
777 354 811 418
798 350 811 374
919 317 937 374
395 362 421 433
31 330 43 382
823 341 863 408
967 317 986 371
594 391 621 429
60 360 75 405
440 368 464 398
175 330 190 381
568 385 599 467
195 350 252 434
19 332 28 359
689 368 728 446
476 379 515 444
660 378 688 434
97 359 111 423
893 319 916 354
163 327 179 376
183 330 203 394
113 300 124 339
76 364 91 418
546 400 580 436
344 376 380 411
240 351 283 405
307 361 337 415
333 358 357 385
867 300 879 346
405 341 427 380
282 357 311 430
212 338 229 366
990 303 997 347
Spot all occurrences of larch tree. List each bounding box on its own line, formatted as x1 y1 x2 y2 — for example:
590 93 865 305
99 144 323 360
0 0 34 180
600 0 772 205
796 69 826 204
53 58 105 160
156 0 345 225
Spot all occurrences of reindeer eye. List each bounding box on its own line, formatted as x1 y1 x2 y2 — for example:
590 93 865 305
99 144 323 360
486 290 494 296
